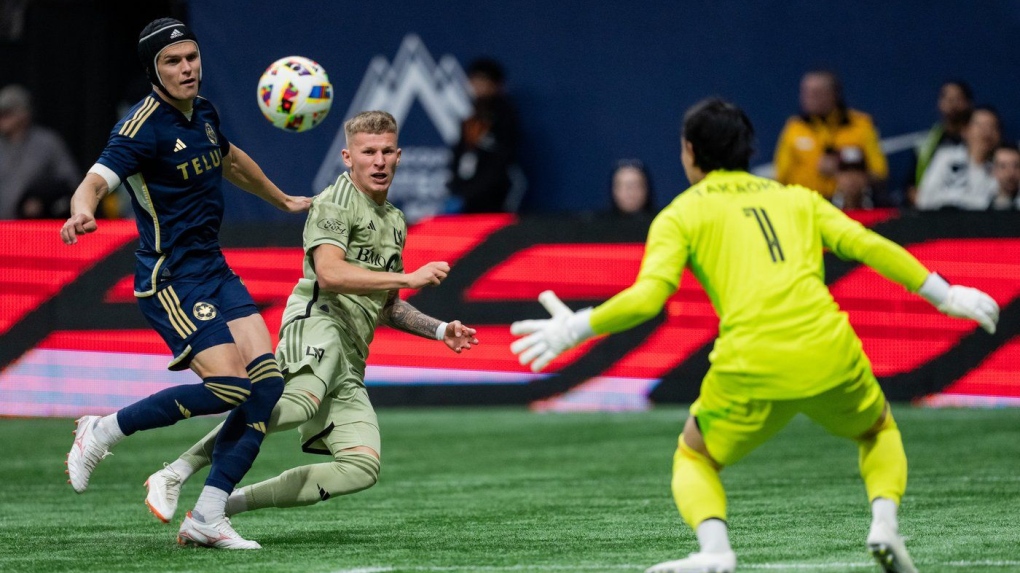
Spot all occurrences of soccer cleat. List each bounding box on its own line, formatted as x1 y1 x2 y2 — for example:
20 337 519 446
867 520 918 573
66 415 111 493
645 550 737 573
177 511 261 549
145 463 183 523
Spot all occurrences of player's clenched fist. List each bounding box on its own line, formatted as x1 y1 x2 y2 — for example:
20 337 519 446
60 213 99 245
404 261 450 289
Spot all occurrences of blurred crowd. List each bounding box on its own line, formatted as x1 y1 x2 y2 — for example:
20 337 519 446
1 68 1017 221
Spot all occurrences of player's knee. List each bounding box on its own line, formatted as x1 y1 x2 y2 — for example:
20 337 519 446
253 377 285 406
201 375 252 412
857 405 898 441
332 451 380 493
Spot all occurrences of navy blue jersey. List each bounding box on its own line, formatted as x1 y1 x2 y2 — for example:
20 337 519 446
97 92 233 296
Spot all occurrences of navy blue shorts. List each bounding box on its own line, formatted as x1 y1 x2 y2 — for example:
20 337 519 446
137 269 259 371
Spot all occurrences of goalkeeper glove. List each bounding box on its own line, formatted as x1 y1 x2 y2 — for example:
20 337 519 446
917 273 999 334
510 291 595 372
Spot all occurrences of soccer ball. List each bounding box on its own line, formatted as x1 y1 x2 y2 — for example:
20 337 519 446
256 56 333 132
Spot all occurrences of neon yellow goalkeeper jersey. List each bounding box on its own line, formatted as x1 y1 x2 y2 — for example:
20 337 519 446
591 170 930 399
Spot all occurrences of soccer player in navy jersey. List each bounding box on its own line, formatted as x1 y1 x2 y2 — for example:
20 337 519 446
60 18 311 549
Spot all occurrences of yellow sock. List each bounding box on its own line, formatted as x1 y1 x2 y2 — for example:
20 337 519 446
858 412 907 504
672 439 727 529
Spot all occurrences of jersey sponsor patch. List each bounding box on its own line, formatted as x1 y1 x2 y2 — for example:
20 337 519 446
317 218 347 237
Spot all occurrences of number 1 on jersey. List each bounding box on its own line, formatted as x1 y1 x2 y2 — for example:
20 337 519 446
744 207 785 262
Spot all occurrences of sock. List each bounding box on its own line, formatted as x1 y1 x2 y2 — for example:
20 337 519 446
168 458 195 482
204 355 283 493
696 518 732 554
179 423 223 475
116 376 250 435
872 497 898 529
241 452 380 511
179 384 319 476
858 412 907 505
671 440 727 530
193 485 229 523
95 414 126 448
225 490 248 517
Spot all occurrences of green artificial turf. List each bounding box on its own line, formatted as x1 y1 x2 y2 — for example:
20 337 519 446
0 406 1017 572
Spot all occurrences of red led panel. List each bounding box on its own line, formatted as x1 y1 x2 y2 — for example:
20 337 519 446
0 221 137 335
467 244 644 300
401 214 515 299
366 325 600 374
940 336 1020 398
844 208 898 227
37 329 169 355
832 239 1020 376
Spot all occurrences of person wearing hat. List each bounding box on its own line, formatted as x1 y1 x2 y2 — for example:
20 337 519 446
0 84 79 219
60 17 311 549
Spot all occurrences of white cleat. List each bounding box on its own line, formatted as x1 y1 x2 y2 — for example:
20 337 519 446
145 463 183 523
66 415 111 493
867 521 918 573
645 550 737 573
177 511 261 550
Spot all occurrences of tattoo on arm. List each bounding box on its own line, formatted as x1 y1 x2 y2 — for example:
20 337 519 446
382 294 442 340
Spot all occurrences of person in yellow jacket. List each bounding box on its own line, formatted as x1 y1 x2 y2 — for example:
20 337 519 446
774 70 888 199
510 98 999 573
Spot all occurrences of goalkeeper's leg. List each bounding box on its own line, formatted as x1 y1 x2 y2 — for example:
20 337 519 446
858 407 916 573
803 369 916 573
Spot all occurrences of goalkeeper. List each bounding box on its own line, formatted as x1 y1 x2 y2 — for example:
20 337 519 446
510 99 999 573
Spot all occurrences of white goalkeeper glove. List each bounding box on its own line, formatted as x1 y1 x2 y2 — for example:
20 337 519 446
510 290 595 372
917 273 999 334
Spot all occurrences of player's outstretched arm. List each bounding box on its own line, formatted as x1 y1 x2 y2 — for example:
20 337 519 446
313 246 449 294
60 172 109 245
917 273 999 334
509 291 596 372
379 290 479 352
222 144 311 213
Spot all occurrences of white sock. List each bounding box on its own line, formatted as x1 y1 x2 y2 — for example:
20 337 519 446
95 414 125 448
167 458 195 482
872 497 898 530
225 489 248 517
696 518 732 554
193 486 229 522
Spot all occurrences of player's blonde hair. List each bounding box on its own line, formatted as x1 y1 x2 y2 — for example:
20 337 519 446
344 110 398 143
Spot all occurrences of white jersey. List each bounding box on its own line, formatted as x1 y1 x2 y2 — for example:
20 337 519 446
915 144 996 210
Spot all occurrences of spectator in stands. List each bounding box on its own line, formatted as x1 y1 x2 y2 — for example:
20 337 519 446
914 106 1000 211
0 84 79 219
905 80 974 206
609 159 655 217
990 144 1020 210
447 58 525 213
831 146 873 210
774 70 887 201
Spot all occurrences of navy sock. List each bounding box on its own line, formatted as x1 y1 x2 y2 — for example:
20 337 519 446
205 354 284 492
117 376 251 436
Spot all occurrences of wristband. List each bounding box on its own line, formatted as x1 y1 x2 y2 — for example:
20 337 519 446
435 322 448 341
917 273 950 307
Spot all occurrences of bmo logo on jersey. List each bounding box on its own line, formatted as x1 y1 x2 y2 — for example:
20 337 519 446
313 34 472 222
